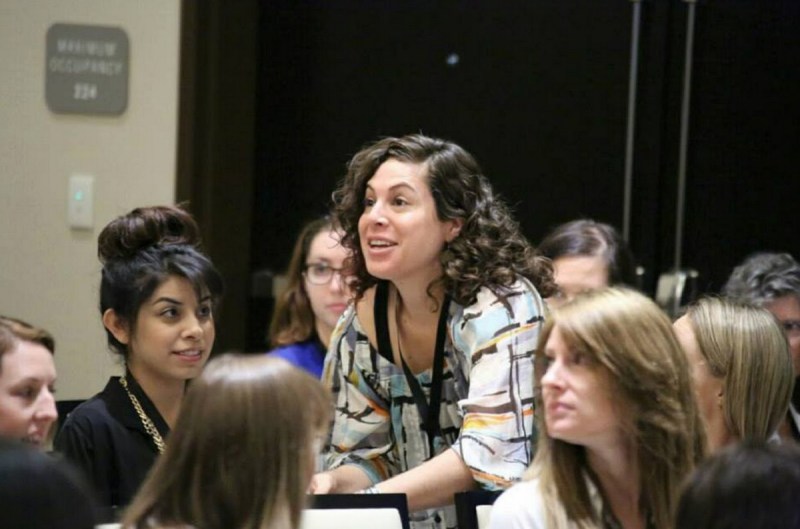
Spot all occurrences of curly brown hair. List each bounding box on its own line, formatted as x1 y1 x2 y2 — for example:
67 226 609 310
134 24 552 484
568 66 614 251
332 134 555 306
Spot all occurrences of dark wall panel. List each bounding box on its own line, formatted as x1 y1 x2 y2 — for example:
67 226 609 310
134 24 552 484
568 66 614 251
675 1 800 291
245 0 800 349
253 0 633 271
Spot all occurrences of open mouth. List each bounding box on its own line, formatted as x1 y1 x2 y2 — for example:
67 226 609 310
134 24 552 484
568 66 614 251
174 349 202 358
367 238 396 248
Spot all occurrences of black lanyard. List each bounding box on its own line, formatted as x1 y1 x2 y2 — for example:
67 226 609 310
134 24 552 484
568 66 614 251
374 281 450 456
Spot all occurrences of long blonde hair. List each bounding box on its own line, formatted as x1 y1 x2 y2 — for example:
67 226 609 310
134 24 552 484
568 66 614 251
528 288 706 529
684 297 793 443
123 354 330 529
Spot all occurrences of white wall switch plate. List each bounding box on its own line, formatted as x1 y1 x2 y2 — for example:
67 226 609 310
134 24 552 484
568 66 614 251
68 174 94 229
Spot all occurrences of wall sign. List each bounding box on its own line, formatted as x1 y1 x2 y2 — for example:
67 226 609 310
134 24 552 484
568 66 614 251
46 23 129 115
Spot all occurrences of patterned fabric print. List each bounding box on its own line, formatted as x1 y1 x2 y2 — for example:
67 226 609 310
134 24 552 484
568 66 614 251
322 278 546 529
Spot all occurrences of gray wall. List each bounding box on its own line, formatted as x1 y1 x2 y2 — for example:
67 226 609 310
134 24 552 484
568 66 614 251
0 0 182 399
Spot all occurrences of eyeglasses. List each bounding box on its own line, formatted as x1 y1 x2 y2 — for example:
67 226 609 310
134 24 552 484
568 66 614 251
303 263 347 285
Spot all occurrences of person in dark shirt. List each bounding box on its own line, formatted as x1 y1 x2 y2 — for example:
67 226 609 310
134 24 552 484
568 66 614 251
54 205 224 517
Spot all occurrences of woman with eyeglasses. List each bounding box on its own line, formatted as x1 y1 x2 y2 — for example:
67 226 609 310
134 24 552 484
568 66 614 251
268 217 352 378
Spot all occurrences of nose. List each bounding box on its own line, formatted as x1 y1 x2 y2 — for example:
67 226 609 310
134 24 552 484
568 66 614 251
36 389 58 424
364 200 387 226
183 314 204 340
540 358 562 390
329 270 347 293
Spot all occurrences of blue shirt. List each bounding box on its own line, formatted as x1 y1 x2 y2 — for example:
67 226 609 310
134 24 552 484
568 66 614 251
268 339 326 378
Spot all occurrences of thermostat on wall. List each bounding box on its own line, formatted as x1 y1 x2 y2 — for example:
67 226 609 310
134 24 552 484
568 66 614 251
68 174 94 230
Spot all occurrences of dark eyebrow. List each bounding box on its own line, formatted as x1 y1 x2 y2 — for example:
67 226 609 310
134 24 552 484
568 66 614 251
365 182 417 193
153 297 182 306
153 295 212 306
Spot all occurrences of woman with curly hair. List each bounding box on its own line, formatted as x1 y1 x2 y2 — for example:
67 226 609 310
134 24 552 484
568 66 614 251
309 133 555 528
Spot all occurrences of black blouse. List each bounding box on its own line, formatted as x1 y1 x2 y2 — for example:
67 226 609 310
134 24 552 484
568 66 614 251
54 372 169 518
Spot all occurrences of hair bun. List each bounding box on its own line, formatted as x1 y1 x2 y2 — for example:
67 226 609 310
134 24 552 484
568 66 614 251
98 204 202 263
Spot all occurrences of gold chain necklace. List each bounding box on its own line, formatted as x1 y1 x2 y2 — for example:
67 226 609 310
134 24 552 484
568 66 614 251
119 375 166 454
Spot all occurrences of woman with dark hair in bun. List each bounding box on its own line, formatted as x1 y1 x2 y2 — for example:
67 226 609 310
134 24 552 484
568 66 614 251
55 205 224 516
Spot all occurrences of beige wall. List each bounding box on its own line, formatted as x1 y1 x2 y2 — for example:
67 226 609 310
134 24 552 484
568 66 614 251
0 0 181 399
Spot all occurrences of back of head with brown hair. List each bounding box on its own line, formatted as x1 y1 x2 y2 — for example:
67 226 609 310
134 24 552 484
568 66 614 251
676 441 800 529
123 354 331 529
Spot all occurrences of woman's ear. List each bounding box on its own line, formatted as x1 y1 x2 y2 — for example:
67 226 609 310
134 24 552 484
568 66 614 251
102 309 130 345
446 218 464 242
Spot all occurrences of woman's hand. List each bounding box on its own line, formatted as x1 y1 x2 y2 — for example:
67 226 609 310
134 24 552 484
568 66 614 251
307 466 375 494
308 471 336 494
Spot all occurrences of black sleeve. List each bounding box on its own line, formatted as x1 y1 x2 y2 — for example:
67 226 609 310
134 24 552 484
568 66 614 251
54 410 113 508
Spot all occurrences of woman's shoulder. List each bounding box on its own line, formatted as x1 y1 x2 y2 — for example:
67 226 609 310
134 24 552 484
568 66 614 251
469 277 541 307
456 278 545 325
58 378 126 432
489 478 546 529
497 476 540 501
269 339 323 357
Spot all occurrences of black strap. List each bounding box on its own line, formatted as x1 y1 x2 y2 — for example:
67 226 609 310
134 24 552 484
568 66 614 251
374 282 394 364
374 281 450 456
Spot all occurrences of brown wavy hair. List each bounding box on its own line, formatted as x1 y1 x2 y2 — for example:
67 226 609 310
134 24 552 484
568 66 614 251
332 134 555 306
268 217 334 347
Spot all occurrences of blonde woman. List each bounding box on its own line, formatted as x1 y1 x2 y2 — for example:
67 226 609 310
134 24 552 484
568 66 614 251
489 288 705 529
673 297 794 451
122 354 330 529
